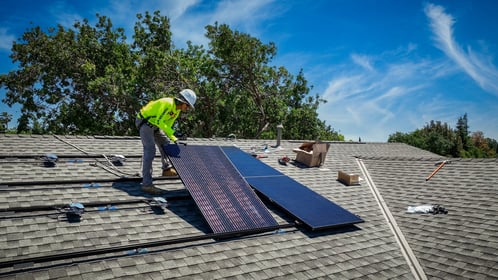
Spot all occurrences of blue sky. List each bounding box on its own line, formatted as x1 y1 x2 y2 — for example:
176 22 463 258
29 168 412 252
1 0 497 141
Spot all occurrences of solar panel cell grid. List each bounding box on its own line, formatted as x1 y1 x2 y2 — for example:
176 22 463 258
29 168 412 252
221 146 363 230
165 144 278 233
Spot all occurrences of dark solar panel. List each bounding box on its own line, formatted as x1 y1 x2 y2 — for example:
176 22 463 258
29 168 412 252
165 144 278 233
222 146 363 230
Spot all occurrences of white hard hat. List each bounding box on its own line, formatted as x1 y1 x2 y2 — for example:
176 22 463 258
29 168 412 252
178 89 197 109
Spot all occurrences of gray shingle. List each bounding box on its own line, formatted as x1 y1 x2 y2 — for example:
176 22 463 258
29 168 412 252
1 135 497 279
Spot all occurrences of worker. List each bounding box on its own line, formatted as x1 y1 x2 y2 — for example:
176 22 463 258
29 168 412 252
135 89 197 194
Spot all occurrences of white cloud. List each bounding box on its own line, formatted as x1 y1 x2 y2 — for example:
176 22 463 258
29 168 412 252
45 2 84 28
317 47 496 141
210 0 275 27
322 75 366 103
0 28 15 51
351 54 374 71
376 86 406 101
317 47 449 141
316 2 498 142
169 0 276 48
425 3 498 96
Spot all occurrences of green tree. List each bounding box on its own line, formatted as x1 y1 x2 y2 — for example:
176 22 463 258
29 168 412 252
388 114 497 158
133 11 184 100
456 113 469 151
204 22 278 138
1 11 342 141
486 137 498 156
172 41 223 138
0 112 13 132
420 120 455 156
201 22 340 140
470 131 496 157
1 15 137 135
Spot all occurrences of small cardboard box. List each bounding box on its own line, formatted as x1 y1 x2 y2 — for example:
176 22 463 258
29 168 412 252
337 170 360 186
292 142 330 167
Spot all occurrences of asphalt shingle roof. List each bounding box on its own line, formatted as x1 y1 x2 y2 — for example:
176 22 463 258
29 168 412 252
0 134 497 279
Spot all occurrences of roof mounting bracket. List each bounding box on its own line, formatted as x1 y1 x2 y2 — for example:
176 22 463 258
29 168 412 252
145 197 168 214
98 205 118 211
57 202 84 222
83 183 101 188
42 153 58 167
110 154 126 166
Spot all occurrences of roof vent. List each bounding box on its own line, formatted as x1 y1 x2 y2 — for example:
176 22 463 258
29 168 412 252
276 124 283 147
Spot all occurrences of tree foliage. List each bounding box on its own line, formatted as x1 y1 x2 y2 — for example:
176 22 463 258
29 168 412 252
0 112 12 132
1 15 139 134
388 114 497 158
0 11 341 140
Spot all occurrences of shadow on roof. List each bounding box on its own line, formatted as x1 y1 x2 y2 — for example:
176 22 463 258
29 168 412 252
111 181 212 233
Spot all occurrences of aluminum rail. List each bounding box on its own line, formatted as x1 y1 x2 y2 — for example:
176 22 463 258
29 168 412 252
0 223 296 270
0 154 143 159
0 175 180 187
0 193 192 212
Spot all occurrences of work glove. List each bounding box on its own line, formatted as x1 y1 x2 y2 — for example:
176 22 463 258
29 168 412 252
174 131 184 138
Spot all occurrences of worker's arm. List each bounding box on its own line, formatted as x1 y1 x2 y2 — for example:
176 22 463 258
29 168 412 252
157 120 178 143
141 98 179 142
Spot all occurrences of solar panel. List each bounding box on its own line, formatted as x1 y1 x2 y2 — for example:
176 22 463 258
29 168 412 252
221 146 363 230
165 144 278 233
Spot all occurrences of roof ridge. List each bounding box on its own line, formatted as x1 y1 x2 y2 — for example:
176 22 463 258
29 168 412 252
357 156 498 162
357 156 445 161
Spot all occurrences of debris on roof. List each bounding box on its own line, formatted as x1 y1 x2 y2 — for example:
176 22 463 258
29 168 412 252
337 170 360 186
406 204 448 214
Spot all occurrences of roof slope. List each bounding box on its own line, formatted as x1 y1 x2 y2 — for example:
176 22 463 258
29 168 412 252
0 134 496 279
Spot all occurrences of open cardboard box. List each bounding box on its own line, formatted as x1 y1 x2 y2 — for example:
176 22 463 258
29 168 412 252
292 142 330 167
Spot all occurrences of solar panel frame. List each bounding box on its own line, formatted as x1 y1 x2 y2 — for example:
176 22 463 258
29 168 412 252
221 146 363 230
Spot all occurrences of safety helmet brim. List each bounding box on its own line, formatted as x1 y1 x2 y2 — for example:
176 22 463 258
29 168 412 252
178 89 197 109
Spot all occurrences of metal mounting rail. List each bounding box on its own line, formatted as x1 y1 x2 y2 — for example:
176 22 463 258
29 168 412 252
0 197 192 213
0 154 143 159
0 223 296 270
0 175 180 187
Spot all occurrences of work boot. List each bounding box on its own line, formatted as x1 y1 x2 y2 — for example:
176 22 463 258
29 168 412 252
162 168 178 177
141 184 164 195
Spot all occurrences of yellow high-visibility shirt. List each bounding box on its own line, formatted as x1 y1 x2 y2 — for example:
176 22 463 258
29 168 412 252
139 97 180 142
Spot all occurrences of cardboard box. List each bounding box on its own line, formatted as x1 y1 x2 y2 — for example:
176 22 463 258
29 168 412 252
292 142 330 167
337 170 360 186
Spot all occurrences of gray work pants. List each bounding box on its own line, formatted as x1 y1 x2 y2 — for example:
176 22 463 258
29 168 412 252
135 118 172 186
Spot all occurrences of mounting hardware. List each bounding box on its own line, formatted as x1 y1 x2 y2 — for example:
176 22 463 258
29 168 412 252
150 197 168 208
126 248 149 255
98 205 118 211
145 197 168 214
57 202 84 222
42 153 58 167
110 154 126 166
83 183 101 188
